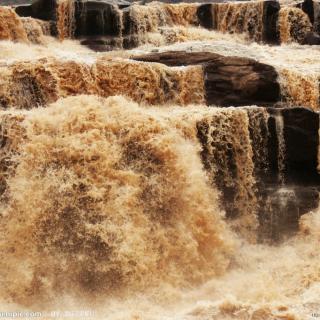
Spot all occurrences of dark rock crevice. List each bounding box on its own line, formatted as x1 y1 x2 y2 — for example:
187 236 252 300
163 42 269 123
197 1 280 44
297 0 320 33
251 108 319 241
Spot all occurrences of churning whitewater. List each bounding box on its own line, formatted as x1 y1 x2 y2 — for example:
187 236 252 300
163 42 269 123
0 0 320 319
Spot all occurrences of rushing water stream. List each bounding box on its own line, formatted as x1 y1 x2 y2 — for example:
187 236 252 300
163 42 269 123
0 1 320 319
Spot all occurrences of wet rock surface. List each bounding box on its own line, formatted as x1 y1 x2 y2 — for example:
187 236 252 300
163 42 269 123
302 31 320 44
198 105 320 241
257 185 319 241
204 57 280 107
255 107 319 241
15 0 57 21
263 0 280 43
133 51 280 106
267 107 319 183
74 1 126 38
197 1 280 43
297 0 320 34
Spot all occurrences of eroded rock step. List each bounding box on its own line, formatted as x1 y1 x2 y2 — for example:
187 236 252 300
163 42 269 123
0 53 318 242
198 106 320 242
0 51 281 109
1 50 318 111
133 51 280 107
297 0 320 34
11 0 320 47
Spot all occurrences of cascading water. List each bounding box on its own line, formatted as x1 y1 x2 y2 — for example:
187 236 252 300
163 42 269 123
57 0 76 40
0 96 234 307
0 6 28 42
20 17 51 44
279 69 320 110
215 2 264 42
0 0 320 319
275 112 286 185
55 1 201 47
246 107 269 176
196 108 258 241
278 6 312 43
0 58 205 108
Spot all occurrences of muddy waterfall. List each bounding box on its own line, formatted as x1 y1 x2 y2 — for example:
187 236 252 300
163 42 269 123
0 0 320 319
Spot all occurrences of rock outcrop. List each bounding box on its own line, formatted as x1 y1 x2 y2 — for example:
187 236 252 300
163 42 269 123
297 0 320 34
302 31 320 44
12 0 320 48
267 107 319 183
259 108 319 241
197 1 280 44
74 1 126 39
1 0 31 4
15 0 57 21
133 51 280 106
197 105 320 241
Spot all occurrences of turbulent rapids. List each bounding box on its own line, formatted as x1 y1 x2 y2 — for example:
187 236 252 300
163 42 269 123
0 0 320 319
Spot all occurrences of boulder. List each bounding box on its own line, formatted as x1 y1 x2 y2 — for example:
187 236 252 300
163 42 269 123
16 0 57 21
257 185 319 241
302 31 320 44
80 36 123 51
133 51 280 106
14 5 33 18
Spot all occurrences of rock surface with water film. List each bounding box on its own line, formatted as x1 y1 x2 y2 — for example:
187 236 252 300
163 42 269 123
297 0 320 34
268 107 319 181
133 51 280 106
260 107 320 240
197 0 281 44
